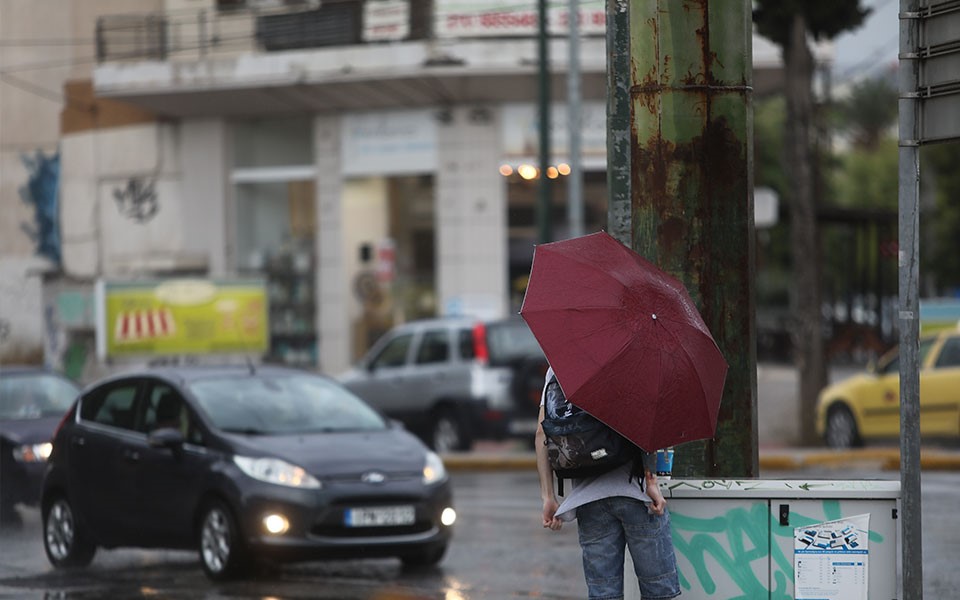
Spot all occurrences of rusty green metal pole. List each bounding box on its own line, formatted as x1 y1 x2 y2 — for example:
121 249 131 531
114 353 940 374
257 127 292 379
606 0 632 245
627 0 757 477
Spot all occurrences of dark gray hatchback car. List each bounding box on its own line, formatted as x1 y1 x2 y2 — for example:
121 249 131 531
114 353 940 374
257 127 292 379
41 365 455 580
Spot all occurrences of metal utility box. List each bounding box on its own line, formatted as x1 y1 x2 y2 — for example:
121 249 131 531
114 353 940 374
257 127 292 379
625 479 901 600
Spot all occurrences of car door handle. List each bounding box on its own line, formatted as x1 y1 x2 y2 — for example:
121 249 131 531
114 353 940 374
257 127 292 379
71 437 85 447
123 449 141 463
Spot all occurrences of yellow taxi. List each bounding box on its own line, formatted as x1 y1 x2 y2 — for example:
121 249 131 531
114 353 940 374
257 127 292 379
816 328 960 448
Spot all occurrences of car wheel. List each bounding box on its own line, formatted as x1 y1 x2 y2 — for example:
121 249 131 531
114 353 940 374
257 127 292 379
825 405 861 449
431 409 469 453
400 543 448 568
43 495 96 568
198 500 247 580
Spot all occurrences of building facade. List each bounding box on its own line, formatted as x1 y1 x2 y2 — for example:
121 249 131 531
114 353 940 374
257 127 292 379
3 0 816 380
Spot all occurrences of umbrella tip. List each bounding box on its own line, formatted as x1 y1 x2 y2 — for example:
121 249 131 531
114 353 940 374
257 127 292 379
652 313 657 320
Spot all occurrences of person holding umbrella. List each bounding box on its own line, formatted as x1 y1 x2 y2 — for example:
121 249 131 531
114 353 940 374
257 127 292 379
523 232 729 600
535 366 681 600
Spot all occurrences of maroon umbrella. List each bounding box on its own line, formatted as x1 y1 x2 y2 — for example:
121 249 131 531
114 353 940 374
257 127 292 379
520 231 727 451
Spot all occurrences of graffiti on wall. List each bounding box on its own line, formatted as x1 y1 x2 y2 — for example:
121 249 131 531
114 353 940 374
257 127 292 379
670 496 886 600
19 150 62 264
113 177 159 223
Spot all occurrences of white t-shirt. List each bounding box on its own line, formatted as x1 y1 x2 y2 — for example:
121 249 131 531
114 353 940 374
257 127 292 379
540 367 652 522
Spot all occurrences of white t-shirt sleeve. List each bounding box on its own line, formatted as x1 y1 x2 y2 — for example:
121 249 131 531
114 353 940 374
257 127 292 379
540 366 554 408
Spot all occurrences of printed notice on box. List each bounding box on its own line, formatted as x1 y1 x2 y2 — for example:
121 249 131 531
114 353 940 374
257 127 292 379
794 513 869 600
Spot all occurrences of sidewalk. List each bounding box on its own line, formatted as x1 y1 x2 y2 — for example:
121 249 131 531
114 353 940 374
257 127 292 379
441 445 960 472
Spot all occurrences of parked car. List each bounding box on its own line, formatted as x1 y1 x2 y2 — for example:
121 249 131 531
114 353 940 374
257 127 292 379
41 365 454 580
0 367 79 524
816 328 960 448
339 317 549 452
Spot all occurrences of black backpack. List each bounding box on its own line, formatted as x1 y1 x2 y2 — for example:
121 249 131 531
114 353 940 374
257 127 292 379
540 375 646 495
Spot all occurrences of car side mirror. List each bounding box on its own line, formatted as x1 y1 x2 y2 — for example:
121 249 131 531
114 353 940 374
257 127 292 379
148 427 185 450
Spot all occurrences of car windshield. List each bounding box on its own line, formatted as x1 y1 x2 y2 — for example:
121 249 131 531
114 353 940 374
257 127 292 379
485 321 544 366
0 373 79 420
188 374 387 434
877 337 937 375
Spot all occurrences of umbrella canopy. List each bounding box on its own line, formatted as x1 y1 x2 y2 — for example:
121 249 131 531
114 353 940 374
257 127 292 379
520 231 728 451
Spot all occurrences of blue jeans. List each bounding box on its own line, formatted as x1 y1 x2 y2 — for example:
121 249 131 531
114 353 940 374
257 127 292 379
576 497 681 600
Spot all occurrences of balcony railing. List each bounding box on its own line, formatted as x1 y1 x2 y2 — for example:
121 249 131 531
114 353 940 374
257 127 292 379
95 0 435 63
94 0 605 64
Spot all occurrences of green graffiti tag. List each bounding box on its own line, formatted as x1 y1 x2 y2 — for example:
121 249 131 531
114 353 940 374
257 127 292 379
670 499 886 599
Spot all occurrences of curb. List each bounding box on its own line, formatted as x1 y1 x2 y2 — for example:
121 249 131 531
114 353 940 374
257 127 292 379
441 448 960 472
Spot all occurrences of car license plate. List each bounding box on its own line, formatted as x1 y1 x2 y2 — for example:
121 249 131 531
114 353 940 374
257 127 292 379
345 506 415 527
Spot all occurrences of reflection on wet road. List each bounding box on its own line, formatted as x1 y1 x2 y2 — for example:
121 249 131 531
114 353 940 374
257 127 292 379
0 471 587 599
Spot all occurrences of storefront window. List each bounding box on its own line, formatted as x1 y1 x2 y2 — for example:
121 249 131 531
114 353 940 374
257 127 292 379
505 170 608 312
232 119 317 367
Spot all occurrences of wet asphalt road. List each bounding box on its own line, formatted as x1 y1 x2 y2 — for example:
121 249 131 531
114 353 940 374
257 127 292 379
0 470 588 600
2 468 958 599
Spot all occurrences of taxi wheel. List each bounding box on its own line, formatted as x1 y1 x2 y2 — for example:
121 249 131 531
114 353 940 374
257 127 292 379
825 405 861 449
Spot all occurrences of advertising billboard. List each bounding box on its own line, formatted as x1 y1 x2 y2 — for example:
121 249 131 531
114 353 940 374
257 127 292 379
96 279 268 359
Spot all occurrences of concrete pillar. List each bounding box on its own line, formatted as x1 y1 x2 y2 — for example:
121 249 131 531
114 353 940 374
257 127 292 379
180 118 229 276
314 115 349 375
435 106 508 319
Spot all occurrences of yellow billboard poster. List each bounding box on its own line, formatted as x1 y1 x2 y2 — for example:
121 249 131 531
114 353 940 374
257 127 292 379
96 279 268 358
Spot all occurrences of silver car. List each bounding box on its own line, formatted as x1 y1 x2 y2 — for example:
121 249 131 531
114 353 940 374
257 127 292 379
339 317 548 452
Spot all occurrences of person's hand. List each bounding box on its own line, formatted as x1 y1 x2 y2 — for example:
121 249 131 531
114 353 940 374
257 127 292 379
646 475 666 516
542 497 563 530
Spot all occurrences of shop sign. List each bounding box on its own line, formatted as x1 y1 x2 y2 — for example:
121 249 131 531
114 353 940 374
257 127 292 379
501 102 607 166
435 0 606 38
95 279 268 358
363 0 410 42
375 239 396 283
342 110 437 176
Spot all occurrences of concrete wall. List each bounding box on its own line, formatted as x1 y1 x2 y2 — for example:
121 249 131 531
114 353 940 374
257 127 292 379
60 122 204 278
0 0 72 259
0 258 51 364
435 105 507 319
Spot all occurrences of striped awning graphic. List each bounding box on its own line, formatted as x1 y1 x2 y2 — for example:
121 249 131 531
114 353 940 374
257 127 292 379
114 308 176 342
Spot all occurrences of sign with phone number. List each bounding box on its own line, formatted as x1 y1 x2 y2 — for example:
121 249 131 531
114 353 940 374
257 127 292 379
435 0 606 38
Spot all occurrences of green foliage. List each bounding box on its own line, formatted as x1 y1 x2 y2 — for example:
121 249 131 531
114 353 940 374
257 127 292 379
753 0 871 48
922 143 960 294
753 97 792 307
831 138 898 210
835 76 898 150
754 97 787 194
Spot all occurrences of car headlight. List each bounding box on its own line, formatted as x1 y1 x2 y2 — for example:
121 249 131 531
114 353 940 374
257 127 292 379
423 451 447 485
233 456 321 489
13 442 53 463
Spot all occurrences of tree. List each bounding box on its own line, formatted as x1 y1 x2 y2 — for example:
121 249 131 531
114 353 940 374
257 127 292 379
753 1 870 445
835 74 898 152
922 143 960 294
